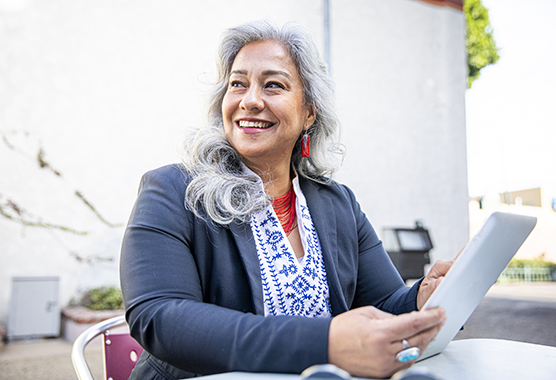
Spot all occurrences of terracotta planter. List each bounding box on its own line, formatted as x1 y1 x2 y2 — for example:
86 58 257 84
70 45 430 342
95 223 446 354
61 306 124 343
0 322 6 351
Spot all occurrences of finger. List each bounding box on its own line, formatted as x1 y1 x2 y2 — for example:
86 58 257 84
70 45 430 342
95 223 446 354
357 305 396 320
386 308 446 341
403 318 445 358
428 259 453 277
393 317 446 364
426 277 443 291
406 318 444 347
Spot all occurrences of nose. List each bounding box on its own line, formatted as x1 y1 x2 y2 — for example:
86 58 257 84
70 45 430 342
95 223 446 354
240 86 264 112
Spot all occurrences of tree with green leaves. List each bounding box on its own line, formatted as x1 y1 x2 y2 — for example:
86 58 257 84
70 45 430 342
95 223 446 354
465 0 500 88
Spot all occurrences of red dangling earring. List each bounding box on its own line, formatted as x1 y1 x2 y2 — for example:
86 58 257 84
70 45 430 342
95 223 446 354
301 132 311 158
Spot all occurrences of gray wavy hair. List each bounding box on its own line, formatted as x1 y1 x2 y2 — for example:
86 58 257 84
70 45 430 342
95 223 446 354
182 20 344 225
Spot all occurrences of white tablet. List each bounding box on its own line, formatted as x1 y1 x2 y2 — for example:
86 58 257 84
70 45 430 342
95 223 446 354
419 212 537 361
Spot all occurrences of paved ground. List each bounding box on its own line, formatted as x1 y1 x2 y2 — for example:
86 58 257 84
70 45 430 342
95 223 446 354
0 337 103 380
454 283 556 346
1 282 555 380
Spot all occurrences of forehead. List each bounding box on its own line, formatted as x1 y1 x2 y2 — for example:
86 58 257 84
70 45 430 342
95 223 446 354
231 40 298 76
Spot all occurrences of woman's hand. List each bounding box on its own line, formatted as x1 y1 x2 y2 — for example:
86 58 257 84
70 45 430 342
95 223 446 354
328 306 446 379
417 259 455 310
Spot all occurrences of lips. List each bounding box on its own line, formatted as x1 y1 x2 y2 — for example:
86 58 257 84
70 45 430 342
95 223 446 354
237 120 274 129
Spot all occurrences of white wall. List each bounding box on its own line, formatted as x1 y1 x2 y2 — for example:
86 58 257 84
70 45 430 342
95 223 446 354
333 0 469 263
0 0 468 324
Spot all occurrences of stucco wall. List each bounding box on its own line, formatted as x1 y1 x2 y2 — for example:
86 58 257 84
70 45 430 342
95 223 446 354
0 0 468 324
333 0 469 263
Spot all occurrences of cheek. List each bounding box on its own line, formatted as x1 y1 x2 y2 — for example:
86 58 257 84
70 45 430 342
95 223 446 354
221 92 239 120
221 97 235 137
221 95 231 120
285 96 308 125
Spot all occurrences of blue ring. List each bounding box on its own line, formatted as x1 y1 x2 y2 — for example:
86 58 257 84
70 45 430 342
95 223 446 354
396 346 420 363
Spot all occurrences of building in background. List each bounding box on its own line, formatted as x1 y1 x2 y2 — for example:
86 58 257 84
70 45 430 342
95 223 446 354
470 187 556 263
0 0 468 327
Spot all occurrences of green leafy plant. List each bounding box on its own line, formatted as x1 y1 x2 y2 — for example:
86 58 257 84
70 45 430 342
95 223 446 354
79 286 124 311
465 0 500 88
506 259 556 270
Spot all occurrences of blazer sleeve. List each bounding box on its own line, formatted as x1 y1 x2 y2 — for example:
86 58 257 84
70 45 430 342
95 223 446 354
120 165 330 376
340 184 421 314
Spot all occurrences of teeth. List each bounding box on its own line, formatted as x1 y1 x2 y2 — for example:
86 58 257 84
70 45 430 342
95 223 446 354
238 120 272 128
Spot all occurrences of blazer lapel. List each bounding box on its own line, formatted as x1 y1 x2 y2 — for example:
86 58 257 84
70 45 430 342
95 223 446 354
229 221 265 316
299 177 348 314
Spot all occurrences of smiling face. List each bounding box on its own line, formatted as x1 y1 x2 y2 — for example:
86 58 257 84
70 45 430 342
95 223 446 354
222 40 315 172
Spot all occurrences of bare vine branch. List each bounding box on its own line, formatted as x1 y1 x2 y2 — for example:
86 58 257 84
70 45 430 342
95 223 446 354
0 194 89 235
1 129 123 262
1 129 122 228
75 191 123 228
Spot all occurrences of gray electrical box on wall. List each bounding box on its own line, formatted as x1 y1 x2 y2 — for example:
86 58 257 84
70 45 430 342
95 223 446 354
8 276 60 339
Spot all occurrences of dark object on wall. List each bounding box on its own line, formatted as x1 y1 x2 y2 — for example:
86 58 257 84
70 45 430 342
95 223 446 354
383 221 433 281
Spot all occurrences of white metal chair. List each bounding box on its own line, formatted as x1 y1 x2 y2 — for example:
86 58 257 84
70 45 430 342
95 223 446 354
71 314 143 380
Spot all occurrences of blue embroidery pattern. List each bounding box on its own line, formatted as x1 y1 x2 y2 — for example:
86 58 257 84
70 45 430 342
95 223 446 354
251 190 332 318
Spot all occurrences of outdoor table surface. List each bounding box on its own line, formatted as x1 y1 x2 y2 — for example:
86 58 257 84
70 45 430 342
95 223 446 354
193 338 556 380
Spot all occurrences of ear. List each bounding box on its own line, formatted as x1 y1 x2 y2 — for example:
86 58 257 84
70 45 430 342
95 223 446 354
304 104 316 130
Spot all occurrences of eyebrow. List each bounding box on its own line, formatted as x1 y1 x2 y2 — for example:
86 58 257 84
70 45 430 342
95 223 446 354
262 70 293 80
230 69 293 80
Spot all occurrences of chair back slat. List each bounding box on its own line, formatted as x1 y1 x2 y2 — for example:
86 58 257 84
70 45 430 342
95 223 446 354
72 315 144 380
103 331 144 380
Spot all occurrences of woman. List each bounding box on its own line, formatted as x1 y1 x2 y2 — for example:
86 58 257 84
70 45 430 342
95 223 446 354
120 20 451 379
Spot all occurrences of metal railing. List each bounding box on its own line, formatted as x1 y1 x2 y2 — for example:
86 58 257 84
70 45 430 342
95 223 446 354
498 266 555 282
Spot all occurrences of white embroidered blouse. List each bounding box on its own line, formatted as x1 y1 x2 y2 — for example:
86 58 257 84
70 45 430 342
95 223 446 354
249 175 332 318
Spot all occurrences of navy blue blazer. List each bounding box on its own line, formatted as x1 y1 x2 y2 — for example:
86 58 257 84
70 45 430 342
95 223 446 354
120 164 420 379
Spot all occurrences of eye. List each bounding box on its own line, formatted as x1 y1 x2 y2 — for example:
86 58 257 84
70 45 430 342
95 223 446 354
230 80 245 88
266 81 285 90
